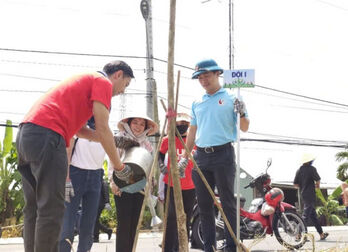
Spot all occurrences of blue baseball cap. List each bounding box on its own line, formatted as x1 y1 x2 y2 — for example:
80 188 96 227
192 59 224 79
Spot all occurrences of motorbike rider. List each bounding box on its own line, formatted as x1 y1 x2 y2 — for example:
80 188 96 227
181 59 250 252
294 154 329 240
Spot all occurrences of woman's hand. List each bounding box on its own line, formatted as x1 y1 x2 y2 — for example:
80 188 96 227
110 182 122 197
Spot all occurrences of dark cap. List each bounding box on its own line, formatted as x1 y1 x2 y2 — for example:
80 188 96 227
192 59 223 79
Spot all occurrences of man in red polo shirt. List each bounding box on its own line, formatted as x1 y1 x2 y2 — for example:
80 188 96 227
16 60 134 252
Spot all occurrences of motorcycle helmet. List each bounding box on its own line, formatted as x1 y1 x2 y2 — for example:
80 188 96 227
265 188 284 207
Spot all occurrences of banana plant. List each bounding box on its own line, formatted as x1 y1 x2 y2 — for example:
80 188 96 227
315 187 345 226
336 148 348 181
0 120 23 224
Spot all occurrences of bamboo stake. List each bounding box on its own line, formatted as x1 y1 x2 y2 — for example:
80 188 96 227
166 0 188 251
161 70 181 251
160 100 249 252
161 165 171 252
132 117 168 252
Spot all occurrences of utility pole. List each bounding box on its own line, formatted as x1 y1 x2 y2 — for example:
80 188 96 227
140 0 157 123
229 1 242 250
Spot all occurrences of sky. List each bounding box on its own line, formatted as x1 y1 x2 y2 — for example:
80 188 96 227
1 0 348 186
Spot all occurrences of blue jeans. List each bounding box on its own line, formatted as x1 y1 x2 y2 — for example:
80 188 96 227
59 165 103 252
192 144 236 252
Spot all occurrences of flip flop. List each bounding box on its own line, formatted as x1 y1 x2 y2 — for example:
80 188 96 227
320 232 329 240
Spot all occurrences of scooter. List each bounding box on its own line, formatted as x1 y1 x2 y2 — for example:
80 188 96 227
190 159 308 250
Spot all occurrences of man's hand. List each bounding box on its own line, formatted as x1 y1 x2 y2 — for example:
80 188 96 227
234 99 247 116
159 163 168 175
178 158 188 178
114 136 140 150
65 181 75 203
114 164 133 183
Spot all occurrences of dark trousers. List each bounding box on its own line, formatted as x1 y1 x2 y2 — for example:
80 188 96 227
302 203 323 235
16 123 67 252
163 185 195 252
192 144 236 252
114 192 144 252
93 203 110 239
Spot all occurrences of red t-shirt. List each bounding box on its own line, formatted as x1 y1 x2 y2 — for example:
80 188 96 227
159 136 195 190
23 72 112 147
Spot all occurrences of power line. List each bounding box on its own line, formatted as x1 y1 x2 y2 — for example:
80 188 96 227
2 71 347 112
0 48 147 60
0 59 146 72
0 121 345 148
316 0 348 12
0 47 193 70
241 138 347 149
243 88 348 111
267 104 348 114
0 72 60 82
0 59 98 68
254 84 348 108
248 131 348 145
1 47 348 108
0 123 18 128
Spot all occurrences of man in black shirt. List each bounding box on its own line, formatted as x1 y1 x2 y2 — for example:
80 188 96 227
294 154 328 240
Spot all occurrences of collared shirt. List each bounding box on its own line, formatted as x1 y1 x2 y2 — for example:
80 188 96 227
22 72 112 147
190 87 248 147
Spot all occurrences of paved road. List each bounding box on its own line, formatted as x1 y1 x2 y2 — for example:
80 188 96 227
1 226 347 251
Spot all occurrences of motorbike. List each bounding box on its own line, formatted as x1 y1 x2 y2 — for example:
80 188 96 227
190 159 308 250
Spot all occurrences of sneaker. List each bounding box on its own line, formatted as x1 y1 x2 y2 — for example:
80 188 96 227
320 232 329 240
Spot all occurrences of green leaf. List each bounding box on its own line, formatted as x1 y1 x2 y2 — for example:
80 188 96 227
316 206 326 216
329 214 344 225
329 185 343 200
315 188 327 205
336 151 348 162
3 120 13 156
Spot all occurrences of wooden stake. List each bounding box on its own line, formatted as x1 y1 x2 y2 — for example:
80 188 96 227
166 0 189 251
160 69 181 251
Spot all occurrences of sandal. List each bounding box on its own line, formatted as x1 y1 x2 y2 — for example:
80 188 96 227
320 232 329 240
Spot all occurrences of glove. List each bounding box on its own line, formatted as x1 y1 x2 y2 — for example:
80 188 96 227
234 99 247 117
104 203 112 211
177 158 188 178
65 181 75 203
114 164 133 184
114 136 140 150
159 163 168 175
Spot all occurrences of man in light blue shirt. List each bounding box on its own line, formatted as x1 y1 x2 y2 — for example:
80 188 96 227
181 59 249 252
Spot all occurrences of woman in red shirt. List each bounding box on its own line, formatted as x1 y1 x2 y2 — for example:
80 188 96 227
159 113 196 252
